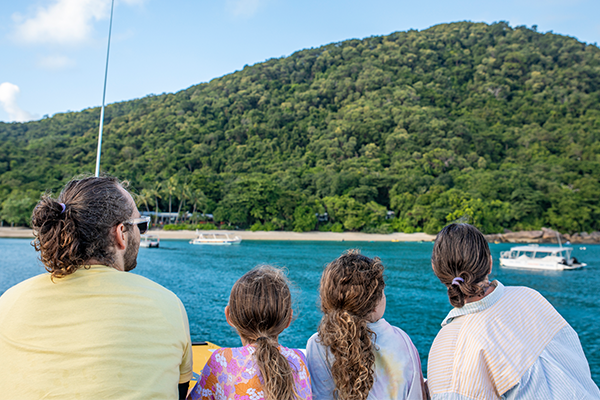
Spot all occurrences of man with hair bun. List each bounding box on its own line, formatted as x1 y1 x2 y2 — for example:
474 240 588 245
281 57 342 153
0 175 193 400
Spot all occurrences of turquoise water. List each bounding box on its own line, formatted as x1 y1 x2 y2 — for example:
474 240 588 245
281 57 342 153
1 238 598 384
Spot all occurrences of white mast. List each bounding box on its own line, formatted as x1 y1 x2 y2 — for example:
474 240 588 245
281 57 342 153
95 0 115 177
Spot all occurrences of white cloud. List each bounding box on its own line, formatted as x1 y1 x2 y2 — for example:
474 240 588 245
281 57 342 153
38 54 75 70
227 0 263 18
13 0 108 45
12 0 144 46
0 83 35 123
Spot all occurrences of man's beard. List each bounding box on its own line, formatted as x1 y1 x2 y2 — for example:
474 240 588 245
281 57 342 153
123 231 139 271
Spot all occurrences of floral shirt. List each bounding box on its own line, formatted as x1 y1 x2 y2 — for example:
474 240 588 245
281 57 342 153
189 344 312 400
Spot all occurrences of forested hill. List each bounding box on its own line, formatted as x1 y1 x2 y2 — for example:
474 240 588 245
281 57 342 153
1 21 600 234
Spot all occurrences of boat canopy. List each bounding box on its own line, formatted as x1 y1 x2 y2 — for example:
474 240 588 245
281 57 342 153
507 245 572 253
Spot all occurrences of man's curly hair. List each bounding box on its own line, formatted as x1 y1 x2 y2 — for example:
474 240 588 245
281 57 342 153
31 175 133 278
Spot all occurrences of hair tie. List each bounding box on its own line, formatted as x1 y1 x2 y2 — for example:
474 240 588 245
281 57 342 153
256 336 269 342
451 277 464 286
58 203 66 214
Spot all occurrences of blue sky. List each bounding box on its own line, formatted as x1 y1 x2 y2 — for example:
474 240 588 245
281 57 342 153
0 0 599 123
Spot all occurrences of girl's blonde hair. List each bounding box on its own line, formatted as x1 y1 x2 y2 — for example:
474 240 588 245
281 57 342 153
228 265 299 400
317 249 385 400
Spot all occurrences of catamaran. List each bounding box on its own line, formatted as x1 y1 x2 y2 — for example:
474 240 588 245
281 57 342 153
499 244 586 270
190 231 242 245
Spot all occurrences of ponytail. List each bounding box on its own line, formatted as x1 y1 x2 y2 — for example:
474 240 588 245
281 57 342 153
228 266 299 400
32 197 82 279
319 309 376 400
317 250 385 400
446 271 485 308
254 337 298 400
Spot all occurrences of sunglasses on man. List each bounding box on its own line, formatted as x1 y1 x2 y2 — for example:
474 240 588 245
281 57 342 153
125 216 151 234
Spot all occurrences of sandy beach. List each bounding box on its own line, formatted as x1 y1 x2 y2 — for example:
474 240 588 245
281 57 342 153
0 227 36 239
158 229 436 242
0 227 435 242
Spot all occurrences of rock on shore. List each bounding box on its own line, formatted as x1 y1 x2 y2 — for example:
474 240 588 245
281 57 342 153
484 227 600 244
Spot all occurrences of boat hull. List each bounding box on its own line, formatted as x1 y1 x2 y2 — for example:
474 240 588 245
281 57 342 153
499 258 584 270
140 234 160 248
189 232 242 245
190 240 241 245
140 242 159 248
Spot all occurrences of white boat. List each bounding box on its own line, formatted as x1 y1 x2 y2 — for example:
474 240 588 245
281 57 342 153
140 234 160 248
190 231 242 245
499 244 586 270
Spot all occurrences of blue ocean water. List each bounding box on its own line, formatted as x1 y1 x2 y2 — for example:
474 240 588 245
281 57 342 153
1 237 598 384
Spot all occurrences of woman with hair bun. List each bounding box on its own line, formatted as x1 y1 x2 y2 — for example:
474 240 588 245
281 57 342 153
306 250 426 400
188 265 311 400
428 223 600 400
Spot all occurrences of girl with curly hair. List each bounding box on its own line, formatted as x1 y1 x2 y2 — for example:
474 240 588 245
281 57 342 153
306 250 426 400
188 265 312 400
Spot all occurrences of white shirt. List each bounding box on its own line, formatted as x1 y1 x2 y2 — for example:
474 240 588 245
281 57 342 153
306 318 425 400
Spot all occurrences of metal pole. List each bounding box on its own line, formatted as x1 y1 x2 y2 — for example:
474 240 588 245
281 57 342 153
95 0 115 177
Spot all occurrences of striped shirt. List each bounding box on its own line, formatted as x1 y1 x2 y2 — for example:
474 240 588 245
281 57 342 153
428 281 600 400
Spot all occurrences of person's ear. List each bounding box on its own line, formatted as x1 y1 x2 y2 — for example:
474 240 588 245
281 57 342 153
224 305 234 328
285 309 293 329
114 223 127 250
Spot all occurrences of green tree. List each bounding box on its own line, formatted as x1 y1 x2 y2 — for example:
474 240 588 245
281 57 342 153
213 176 281 228
1 22 600 234
135 188 153 214
148 183 163 224
293 206 317 232
1 191 38 226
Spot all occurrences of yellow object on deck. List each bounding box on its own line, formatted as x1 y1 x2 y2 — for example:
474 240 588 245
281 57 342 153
190 341 221 391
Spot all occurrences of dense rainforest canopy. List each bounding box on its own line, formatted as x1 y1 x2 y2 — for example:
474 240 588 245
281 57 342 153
1 21 599 234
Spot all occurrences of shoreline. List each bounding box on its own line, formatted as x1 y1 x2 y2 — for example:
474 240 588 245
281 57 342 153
3 227 598 244
0 227 435 242
157 230 436 242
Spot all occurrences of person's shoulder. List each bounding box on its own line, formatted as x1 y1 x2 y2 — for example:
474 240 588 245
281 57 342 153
119 272 186 309
211 346 230 358
375 318 416 343
0 273 51 299
306 332 324 352
210 346 252 364
306 331 331 361
16 273 52 287
279 345 309 368
121 272 178 295
307 331 320 344
281 345 307 359
506 285 540 294
374 318 407 335
504 285 547 302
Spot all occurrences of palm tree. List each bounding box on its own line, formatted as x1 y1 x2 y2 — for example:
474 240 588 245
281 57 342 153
134 188 153 214
191 189 209 224
166 176 179 215
175 182 192 224
148 182 163 225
